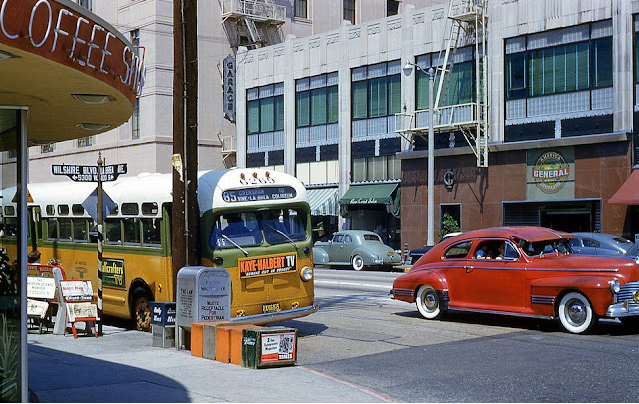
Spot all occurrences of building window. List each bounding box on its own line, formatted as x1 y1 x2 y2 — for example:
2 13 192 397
415 48 475 110
78 0 92 10
387 0 399 16
131 29 140 47
296 73 338 145
441 204 461 233
351 62 401 122
344 0 355 24
41 143 54 153
352 155 400 182
294 0 308 19
78 136 94 148
246 83 284 158
132 98 140 139
505 30 613 101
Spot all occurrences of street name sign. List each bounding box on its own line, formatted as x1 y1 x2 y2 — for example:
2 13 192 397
52 164 127 182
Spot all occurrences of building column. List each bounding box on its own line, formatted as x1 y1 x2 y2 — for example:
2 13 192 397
487 0 504 142
284 36 297 175
236 46 248 168
400 5 415 152
612 0 633 133
338 21 352 230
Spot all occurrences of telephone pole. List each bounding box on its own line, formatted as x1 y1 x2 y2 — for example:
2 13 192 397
172 0 200 292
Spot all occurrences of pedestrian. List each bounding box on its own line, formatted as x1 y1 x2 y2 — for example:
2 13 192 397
27 250 41 264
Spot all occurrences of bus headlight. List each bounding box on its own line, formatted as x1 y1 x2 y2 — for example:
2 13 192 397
610 279 621 294
300 265 313 282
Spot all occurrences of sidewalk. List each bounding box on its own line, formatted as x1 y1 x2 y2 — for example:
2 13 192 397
28 325 388 403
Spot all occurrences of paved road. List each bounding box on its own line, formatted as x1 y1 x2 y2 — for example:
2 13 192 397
276 267 639 402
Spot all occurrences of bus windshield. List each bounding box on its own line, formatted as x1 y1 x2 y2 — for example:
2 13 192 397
210 208 307 250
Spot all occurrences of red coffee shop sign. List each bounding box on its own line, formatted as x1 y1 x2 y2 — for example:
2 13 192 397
0 0 145 99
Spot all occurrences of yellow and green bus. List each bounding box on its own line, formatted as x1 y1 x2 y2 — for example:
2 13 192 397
2 168 316 330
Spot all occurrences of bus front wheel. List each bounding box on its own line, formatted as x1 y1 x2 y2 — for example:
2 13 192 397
133 287 152 332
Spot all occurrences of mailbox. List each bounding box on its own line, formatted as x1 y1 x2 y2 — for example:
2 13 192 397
176 266 231 349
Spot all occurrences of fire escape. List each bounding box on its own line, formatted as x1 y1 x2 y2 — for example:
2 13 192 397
397 0 488 167
220 0 286 50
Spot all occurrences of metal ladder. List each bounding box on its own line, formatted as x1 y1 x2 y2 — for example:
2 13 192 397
433 0 489 167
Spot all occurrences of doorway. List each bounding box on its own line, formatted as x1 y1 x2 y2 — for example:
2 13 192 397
540 211 592 232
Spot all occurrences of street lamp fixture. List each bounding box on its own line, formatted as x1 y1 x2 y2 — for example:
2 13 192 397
403 60 436 246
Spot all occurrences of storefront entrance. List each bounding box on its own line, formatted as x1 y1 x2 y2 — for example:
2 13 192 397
503 199 601 233
540 211 592 232
339 183 401 249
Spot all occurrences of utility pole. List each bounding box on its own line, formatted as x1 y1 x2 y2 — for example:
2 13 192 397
172 0 200 293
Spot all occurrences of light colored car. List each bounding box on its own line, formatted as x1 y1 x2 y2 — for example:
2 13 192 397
569 232 634 256
313 230 402 270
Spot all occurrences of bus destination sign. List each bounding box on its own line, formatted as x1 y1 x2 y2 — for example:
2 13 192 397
52 164 127 182
222 186 296 203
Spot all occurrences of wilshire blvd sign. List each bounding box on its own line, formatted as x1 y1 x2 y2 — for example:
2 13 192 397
52 164 127 182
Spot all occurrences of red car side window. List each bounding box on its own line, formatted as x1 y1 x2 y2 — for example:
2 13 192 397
444 241 472 259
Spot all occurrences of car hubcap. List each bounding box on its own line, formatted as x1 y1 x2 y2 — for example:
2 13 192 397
566 299 586 325
424 291 438 312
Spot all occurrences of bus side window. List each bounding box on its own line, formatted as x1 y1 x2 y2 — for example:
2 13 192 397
59 218 72 241
123 218 141 245
142 218 161 246
4 217 17 238
73 219 87 242
47 218 58 240
105 219 122 245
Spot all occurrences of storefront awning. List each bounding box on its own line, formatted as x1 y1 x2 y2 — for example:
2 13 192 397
339 183 401 218
339 183 399 206
307 188 339 216
609 170 639 205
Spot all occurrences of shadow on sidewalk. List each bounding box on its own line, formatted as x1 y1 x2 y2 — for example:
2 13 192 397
28 344 190 403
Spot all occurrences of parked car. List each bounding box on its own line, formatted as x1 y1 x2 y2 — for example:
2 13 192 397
624 242 639 262
408 232 463 264
391 226 639 334
569 232 634 256
313 230 402 270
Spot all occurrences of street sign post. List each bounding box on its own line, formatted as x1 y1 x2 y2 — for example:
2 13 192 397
52 154 126 336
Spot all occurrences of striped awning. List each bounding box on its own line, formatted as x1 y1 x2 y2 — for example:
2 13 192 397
307 187 339 216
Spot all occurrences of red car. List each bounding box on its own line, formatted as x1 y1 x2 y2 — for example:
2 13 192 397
391 227 639 334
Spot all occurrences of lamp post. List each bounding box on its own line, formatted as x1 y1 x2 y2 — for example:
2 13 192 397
403 61 436 246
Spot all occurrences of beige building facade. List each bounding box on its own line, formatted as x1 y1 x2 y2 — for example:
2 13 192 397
27 0 430 182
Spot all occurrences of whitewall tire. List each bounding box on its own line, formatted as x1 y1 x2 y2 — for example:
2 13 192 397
558 292 595 334
415 285 443 319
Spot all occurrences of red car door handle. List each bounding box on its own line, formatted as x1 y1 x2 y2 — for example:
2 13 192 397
465 266 474 273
